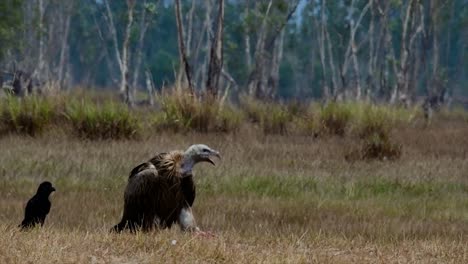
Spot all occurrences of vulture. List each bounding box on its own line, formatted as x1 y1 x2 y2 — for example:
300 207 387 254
112 144 220 233
19 181 56 230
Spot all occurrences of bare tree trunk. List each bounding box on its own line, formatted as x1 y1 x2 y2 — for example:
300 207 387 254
58 2 72 90
206 0 225 98
318 0 329 99
103 0 135 104
244 0 252 71
145 69 154 106
431 0 440 95
247 0 298 99
132 0 154 97
366 0 375 99
247 0 272 98
351 37 362 100
121 0 136 105
175 0 194 94
92 11 118 86
35 0 46 85
326 30 338 97
396 0 424 101
340 0 371 100
104 0 123 81
193 1 212 90
268 28 285 98
186 0 196 58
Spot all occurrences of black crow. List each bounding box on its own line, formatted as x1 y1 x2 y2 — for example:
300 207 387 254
19 181 56 230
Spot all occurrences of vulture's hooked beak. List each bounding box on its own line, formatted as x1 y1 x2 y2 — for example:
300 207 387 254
202 151 221 166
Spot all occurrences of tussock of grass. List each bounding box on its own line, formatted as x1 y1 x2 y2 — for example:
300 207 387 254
240 97 292 134
318 102 352 136
65 100 141 140
154 90 243 133
0 96 56 136
353 104 392 139
0 93 465 145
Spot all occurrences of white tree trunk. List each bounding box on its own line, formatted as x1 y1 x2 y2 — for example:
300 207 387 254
120 0 136 105
58 3 72 90
132 0 150 95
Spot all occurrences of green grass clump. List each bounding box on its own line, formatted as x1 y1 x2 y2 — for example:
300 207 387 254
0 96 56 136
215 105 244 133
360 133 402 160
240 97 293 135
65 100 141 140
340 104 403 161
154 90 243 133
261 104 291 135
354 104 392 139
318 102 352 136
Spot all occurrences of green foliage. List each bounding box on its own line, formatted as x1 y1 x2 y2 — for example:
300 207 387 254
65 100 141 140
0 0 23 59
0 96 56 136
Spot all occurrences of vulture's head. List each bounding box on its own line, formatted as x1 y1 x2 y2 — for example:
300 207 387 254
182 144 221 173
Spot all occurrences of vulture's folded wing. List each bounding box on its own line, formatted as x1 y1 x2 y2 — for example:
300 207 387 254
125 162 161 199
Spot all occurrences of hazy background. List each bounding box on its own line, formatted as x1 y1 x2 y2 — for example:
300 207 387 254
0 0 467 102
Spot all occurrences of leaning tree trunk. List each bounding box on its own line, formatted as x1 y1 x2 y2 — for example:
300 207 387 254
174 0 194 95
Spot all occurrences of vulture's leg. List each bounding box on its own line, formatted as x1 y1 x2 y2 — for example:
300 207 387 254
177 207 199 232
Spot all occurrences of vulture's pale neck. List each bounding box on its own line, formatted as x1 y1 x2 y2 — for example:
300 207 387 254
180 154 196 175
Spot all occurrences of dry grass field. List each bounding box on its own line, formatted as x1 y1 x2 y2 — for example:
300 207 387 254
0 117 467 263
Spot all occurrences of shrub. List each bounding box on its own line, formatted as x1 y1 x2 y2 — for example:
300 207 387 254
0 96 56 136
215 106 244 133
354 105 392 139
261 104 291 135
345 130 402 161
240 97 293 135
361 133 402 160
318 102 352 136
154 89 243 133
240 95 266 123
65 100 141 140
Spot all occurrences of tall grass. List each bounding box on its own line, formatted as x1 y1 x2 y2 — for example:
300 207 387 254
0 96 57 136
240 97 293 134
153 90 243 133
0 94 464 142
318 102 353 136
340 104 404 161
65 99 141 140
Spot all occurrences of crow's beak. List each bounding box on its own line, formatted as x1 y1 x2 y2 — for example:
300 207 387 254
51 187 56 192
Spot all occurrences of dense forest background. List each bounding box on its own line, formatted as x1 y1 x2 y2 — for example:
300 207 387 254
0 0 467 103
